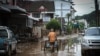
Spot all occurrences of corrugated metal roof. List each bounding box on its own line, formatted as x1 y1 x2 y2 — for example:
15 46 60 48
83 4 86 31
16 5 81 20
17 1 55 12
2 4 27 14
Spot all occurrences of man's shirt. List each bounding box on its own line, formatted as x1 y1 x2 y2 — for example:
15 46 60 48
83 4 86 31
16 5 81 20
48 32 56 42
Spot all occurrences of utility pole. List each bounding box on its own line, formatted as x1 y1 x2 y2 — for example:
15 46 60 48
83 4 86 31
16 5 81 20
94 0 99 26
61 3 63 35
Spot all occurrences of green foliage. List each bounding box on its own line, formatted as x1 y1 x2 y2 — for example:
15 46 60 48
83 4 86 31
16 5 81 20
75 10 99 26
67 13 71 18
75 16 83 20
66 22 73 34
90 21 96 27
79 22 85 30
66 13 71 24
82 11 98 26
65 13 72 34
66 21 85 34
46 19 61 30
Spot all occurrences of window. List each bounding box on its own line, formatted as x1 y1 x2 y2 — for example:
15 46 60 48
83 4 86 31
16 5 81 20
0 29 8 37
85 28 100 36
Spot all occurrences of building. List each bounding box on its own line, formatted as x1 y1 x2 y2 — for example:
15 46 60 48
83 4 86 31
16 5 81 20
17 0 55 22
54 0 75 34
0 0 37 37
17 0 55 37
16 0 75 36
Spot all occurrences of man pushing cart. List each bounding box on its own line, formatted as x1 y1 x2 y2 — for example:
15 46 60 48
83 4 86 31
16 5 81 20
42 28 59 53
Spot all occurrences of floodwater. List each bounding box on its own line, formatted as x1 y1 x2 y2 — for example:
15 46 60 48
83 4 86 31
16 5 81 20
15 41 81 56
1 34 100 56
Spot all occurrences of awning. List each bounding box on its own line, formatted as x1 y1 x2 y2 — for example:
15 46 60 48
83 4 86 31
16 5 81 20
27 13 39 21
28 15 39 21
19 14 39 21
2 5 27 14
0 5 11 13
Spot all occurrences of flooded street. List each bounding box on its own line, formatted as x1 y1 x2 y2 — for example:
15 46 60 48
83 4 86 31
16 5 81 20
15 37 82 56
14 36 100 56
0 0 99 56
0 34 100 56
16 42 78 56
16 42 43 56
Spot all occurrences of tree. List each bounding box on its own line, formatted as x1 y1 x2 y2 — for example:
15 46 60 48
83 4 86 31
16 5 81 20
81 10 100 26
66 13 71 25
75 16 83 20
65 13 72 34
66 22 73 34
79 22 85 30
82 12 95 26
46 19 61 30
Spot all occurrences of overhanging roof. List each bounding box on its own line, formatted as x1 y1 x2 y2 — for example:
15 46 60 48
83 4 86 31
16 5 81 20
2 5 27 14
19 14 39 21
17 1 55 12
28 15 39 21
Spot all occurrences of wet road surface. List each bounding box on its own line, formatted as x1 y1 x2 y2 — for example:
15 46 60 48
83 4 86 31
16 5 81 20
1 34 100 56
1 41 100 56
0 34 81 56
15 41 81 56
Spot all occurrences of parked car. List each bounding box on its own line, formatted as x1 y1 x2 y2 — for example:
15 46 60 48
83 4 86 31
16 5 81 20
0 26 17 56
81 27 100 55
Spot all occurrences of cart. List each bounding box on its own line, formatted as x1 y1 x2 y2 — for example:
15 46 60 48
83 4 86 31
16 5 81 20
43 40 59 52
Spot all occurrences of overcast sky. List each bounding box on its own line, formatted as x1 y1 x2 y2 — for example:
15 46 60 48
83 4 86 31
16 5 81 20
73 0 97 16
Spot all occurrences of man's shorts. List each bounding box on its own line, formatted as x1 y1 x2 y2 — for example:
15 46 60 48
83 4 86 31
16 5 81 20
50 42 55 46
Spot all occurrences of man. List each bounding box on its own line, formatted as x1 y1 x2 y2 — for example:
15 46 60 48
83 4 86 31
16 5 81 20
48 28 56 52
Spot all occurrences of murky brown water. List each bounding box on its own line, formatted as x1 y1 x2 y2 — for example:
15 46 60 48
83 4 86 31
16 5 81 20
1 41 100 56
1 34 100 56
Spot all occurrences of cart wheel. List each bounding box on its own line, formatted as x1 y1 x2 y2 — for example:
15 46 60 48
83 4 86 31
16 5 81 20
44 41 47 52
44 47 46 51
44 48 46 53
